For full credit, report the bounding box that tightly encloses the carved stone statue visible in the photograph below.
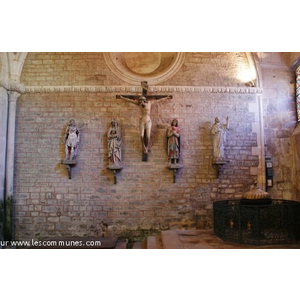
[116,81,172,161]
[64,119,80,161]
[211,116,229,162]
[167,118,181,164]
[117,95,171,158]
[107,119,122,167]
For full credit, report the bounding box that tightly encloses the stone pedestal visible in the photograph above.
[108,164,123,184]
[62,159,78,179]
[168,163,183,183]
[212,159,227,178]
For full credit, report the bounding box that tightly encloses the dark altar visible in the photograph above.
[213,199,300,245]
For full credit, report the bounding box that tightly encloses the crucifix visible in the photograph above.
[116,81,172,161]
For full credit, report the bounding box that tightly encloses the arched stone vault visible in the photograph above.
[1,52,261,89]
[0,52,27,91]
[245,52,262,88]
[0,52,9,86]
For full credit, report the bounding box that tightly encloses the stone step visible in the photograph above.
[161,230,184,249]
[114,241,127,249]
[147,235,163,249]
[174,230,215,249]
[131,241,147,249]
[132,242,143,249]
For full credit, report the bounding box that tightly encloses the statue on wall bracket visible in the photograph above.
[61,119,83,179]
[211,116,229,177]
[107,119,123,184]
[116,81,172,161]
[167,118,182,183]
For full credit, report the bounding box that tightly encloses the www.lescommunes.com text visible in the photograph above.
[1,239,102,247]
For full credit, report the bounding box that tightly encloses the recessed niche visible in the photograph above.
[103,52,186,85]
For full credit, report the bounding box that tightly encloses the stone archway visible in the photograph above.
[245,52,262,88]
[0,52,9,87]
[0,52,27,90]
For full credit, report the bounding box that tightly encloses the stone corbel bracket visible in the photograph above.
[107,165,123,184]
[62,159,77,179]
[212,160,227,178]
[168,164,183,183]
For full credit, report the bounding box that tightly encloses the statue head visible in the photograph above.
[138,96,147,104]
[69,119,76,126]
[171,119,178,127]
[111,119,118,127]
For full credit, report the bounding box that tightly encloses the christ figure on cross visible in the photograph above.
[116,81,172,161]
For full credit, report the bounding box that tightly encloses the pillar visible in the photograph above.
[0,87,8,240]
[4,91,20,241]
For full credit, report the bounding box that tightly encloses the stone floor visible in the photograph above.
[131,229,300,249]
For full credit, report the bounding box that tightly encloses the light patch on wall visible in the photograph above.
[236,65,257,86]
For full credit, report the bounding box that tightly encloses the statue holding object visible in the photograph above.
[167,118,181,165]
[62,119,84,179]
[167,118,182,183]
[107,119,123,184]
[211,116,229,163]
[107,119,122,167]
[64,119,81,161]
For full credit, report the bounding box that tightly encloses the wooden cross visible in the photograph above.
[117,81,172,100]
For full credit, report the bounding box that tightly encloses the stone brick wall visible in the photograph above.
[14,91,259,241]
[21,52,250,87]
[163,52,251,87]
[14,52,261,241]
[260,53,298,199]
[292,126,300,199]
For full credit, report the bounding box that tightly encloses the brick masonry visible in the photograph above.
[12,52,292,241]
[260,53,299,200]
